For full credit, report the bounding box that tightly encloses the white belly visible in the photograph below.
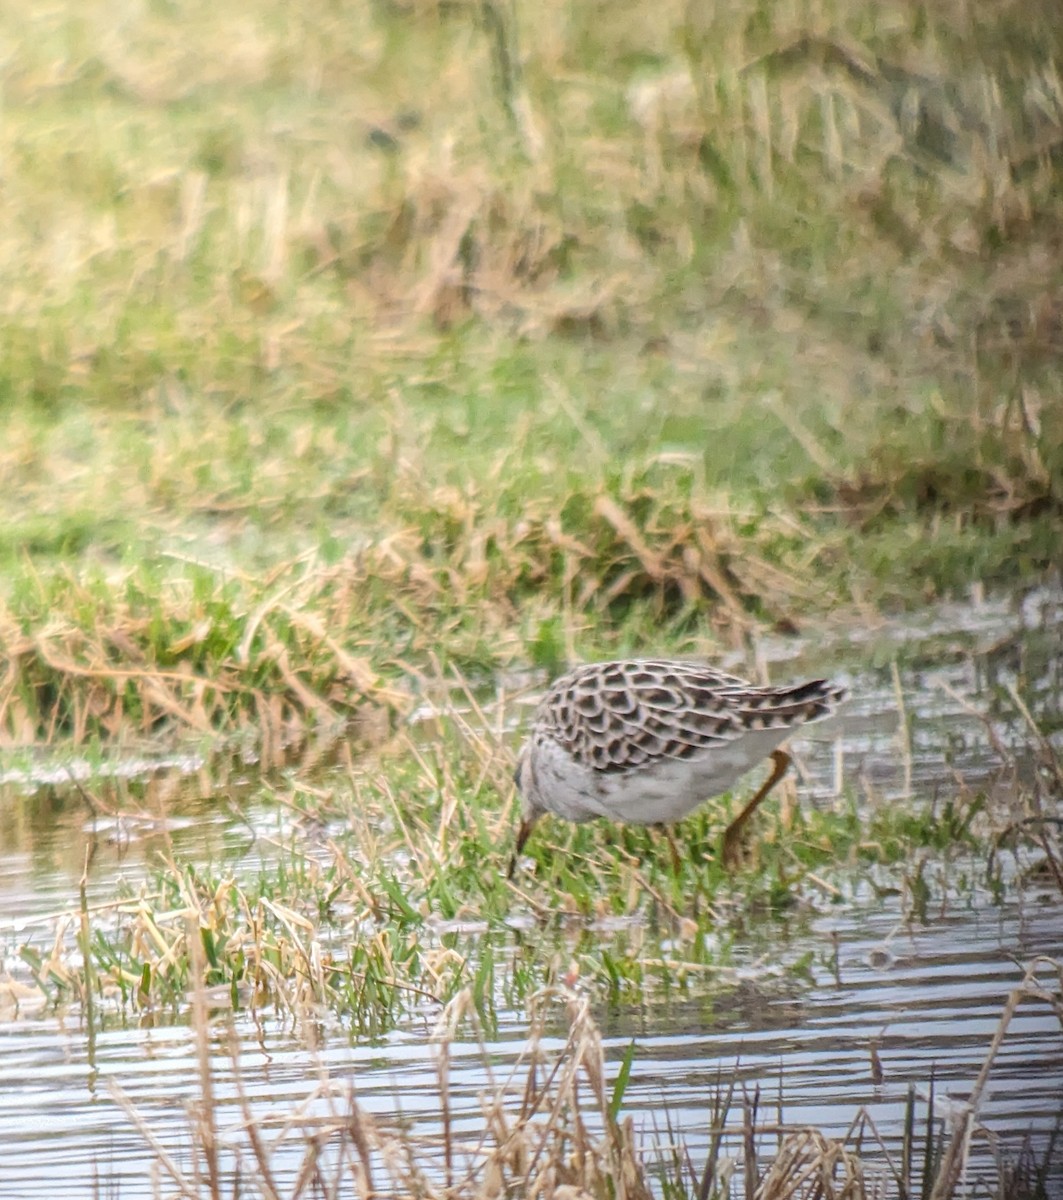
[531,729,791,825]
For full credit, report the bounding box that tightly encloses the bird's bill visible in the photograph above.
[508,815,537,879]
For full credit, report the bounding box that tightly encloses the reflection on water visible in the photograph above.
[1,586,1061,1197]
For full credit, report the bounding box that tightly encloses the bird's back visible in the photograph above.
[533,659,846,776]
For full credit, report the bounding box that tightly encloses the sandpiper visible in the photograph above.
[510,658,846,875]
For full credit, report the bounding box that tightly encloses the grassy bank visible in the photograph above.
[1,0,1061,745]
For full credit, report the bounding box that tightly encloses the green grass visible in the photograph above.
[3,342,1059,743]
[2,0,1062,749]
[17,706,1027,1034]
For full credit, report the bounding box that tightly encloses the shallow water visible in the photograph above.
[1,586,1061,1197]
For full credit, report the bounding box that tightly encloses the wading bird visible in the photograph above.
[510,659,846,876]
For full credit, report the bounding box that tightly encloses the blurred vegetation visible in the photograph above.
[1,0,1061,744]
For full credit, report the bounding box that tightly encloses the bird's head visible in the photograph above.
[508,743,542,878]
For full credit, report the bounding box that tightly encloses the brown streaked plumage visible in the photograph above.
[510,659,846,875]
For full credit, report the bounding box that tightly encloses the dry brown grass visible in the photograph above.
[113,983,657,1200]
[0,558,407,749]
[109,954,1063,1200]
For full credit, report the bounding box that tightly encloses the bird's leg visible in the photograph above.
[721,749,792,867]
[508,815,539,879]
[654,823,683,874]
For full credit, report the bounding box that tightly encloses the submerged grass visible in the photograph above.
[15,667,1061,1034]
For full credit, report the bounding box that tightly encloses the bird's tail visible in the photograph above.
[728,678,847,729]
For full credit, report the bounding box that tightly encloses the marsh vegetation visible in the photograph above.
[1,0,1062,1195]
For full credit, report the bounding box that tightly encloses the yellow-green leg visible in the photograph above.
[721,749,792,867]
